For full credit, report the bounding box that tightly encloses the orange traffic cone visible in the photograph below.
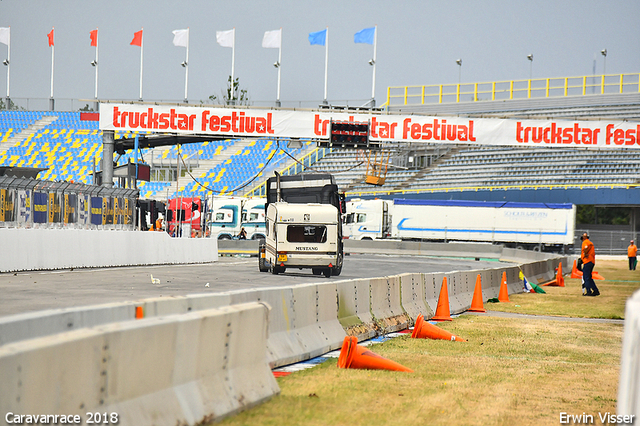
[411,314,466,342]
[337,336,413,372]
[135,306,144,319]
[468,274,486,313]
[498,271,511,302]
[544,263,565,287]
[432,277,453,321]
[593,271,605,280]
[571,260,583,279]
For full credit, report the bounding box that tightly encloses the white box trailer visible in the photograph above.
[345,198,576,251]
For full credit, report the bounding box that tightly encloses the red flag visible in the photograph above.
[130,29,142,47]
[47,28,54,47]
[90,29,98,47]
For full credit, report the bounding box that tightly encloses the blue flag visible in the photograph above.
[354,27,375,44]
[308,29,327,46]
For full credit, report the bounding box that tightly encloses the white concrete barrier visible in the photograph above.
[0,302,278,426]
[369,276,409,333]
[226,285,345,368]
[336,278,376,340]
[398,273,433,321]
[618,289,640,417]
[0,228,218,273]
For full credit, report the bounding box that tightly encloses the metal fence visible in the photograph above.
[575,228,636,255]
[0,176,138,230]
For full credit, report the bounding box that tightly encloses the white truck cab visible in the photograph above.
[260,202,342,277]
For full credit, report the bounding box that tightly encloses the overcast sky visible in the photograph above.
[1,0,638,109]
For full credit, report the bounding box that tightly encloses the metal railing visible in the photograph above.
[387,73,640,106]
[575,228,637,256]
[0,175,138,230]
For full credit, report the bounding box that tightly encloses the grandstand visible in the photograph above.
[1,71,640,203]
[0,110,317,201]
[2,108,640,200]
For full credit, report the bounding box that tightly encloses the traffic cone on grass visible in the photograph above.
[544,262,565,287]
[571,260,583,279]
[498,271,511,302]
[411,314,466,342]
[432,277,453,321]
[337,336,413,372]
[593,271,605,280]
[468,274,486,313]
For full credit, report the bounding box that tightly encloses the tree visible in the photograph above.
[207,76,250,106]
[0,98,19,111]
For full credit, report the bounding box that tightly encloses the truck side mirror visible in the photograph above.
[339,193,347,214]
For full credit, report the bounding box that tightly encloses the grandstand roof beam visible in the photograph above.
[113,134,229,155]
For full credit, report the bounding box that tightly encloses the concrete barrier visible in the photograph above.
[398,273,433,321]
[617,289,640,417]
[369,276,410,333]
[336,278,376,340]
[227,284,345,368]
[344,239,503,259]
[0,228,218,273]
[0,302,279,426]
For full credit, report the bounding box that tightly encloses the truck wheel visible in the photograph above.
[323,268,331,278]
[258,243,268,272]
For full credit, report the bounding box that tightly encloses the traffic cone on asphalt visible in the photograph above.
[411,314,466,342]
[337,336,413,372]
[544,263,565,287]
[135,306,144,319]
[468,274,486,313]
[432,277,453,321]
[498,271,511,302]
[571,260,583,279]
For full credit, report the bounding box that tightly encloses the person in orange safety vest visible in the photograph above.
[581,233,599,297]
[628,240,637,271]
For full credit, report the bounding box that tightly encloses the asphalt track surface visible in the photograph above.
[0,254,503,318]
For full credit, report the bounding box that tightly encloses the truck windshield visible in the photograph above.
[287,225,327,243]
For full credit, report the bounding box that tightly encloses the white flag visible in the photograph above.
[172,28,189,48]
[262,29,281,49]
[0,27,9,46]
[216,29,234,48]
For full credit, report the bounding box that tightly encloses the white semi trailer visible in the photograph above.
[344,198,576,252]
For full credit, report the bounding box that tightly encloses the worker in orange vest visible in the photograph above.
[581,233,599,297]
[628,239,637,271]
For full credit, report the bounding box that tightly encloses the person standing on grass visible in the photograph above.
[628,240,637,271]
[581,233,600,297]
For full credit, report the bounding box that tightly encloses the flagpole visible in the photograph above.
[94,28,99,101]
[231,28,235,89]
[5,28,10,99]
[184,28,189,103]
[323,27,328,105]
[50,27,54,111]
[371,25,377,107]
[139,28,144,101]
[276,28,282,107]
